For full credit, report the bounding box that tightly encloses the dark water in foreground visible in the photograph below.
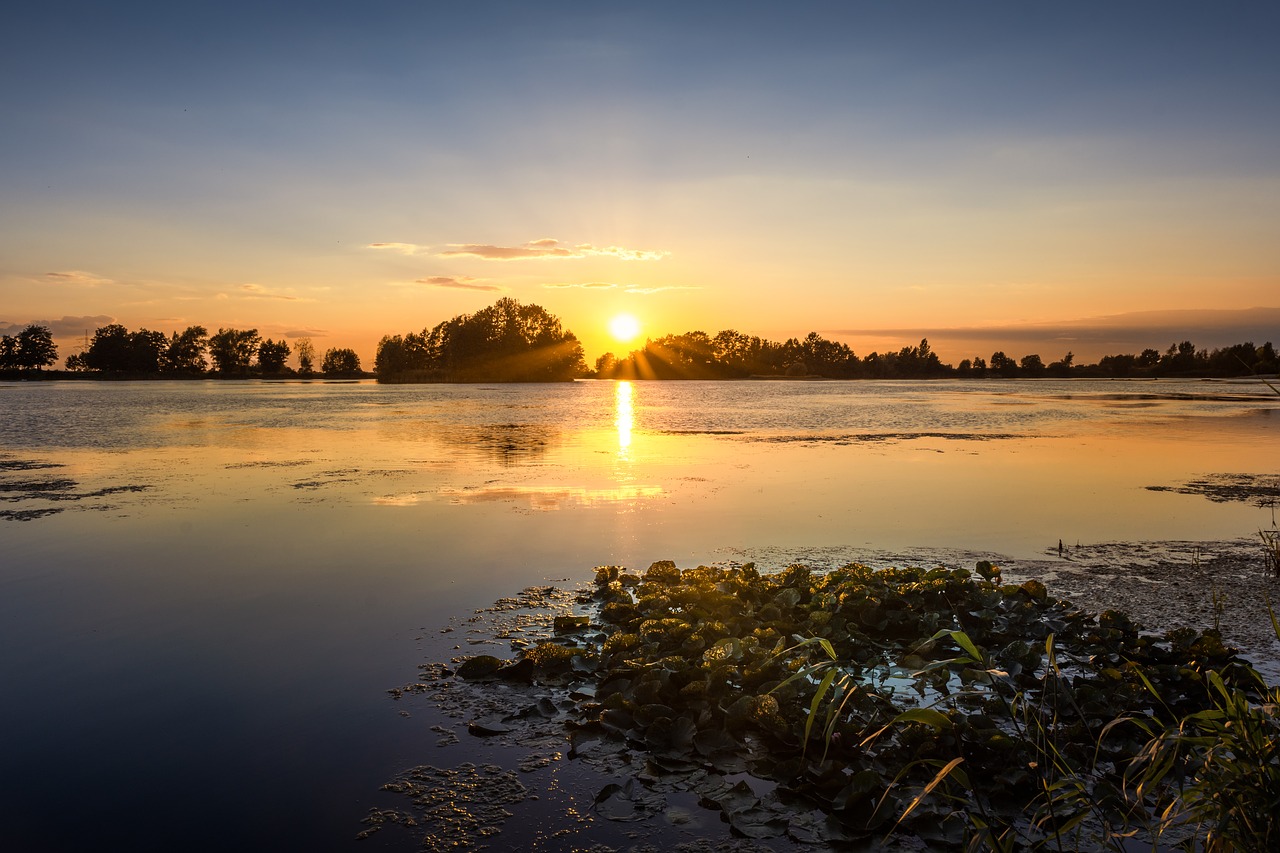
[0,379,1275,850]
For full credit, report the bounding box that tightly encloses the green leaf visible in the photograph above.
[803,667,838,751]
[949,631,984,663]
[892,708,952,730]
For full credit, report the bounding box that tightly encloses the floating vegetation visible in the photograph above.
[1147,472,1280,506]
[358,763,532,850]
[0,507,64,521]
[0,456,150,521]
[390,559,1279,850]
[747,432,1023,444]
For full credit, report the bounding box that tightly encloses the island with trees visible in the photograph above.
[374,297,587,382]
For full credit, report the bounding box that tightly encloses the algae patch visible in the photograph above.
[0,456,150,521]
[1147,473,1280,506]
[357,763,532,850]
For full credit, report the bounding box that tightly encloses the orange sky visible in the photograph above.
[2,4,1277,366]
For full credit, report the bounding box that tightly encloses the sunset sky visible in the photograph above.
[3,1,1278,365]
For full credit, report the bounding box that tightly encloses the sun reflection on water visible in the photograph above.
[615,380,633,458]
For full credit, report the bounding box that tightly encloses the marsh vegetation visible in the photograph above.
[417,559,1278,851]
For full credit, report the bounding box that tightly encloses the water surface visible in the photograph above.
[1,378,1275,850]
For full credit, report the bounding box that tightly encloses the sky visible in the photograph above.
[3,1,1278,366]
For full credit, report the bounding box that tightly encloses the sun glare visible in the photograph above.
[608,313,641,344]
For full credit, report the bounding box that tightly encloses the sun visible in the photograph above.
[608,313,642,344]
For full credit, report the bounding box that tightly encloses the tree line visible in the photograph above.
[1,323,364,377]
[4,305,1277,382]
[593,332,1279,380]
[372,298,1276,383]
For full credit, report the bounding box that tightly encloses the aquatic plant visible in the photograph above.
[1121,601,1280,852]
[1261,529,1279,578]
[440,558,1275,848]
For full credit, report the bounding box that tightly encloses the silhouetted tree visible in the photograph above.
[162,326,208,374]
[208,328,261,374]
[990,351,1019,377]
[294,337,316,375]
[128,329,168,373]
[1019,353,1046,377]
[83,324,134,372]
[257,338,291,374]
[15,325,58,370]
[1157,340,1202,376]
[0,336,17,369]
[1047,352,1074,377]
[594,352,618,376]
[321,347,362,376]
[1098,353,1137,377]
[1257,342,1278,374]
[373,333,430,377]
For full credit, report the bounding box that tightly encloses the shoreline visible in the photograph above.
[722,537,1280,685]
[375,536,1280,851]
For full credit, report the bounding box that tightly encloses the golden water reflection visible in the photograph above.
[615,380,633,458]
[436,484,663,510]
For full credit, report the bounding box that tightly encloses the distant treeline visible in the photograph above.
[1,323,364,378]
[592,332,1280,380]
[4,301,1277,383]
[372,299,1277,383]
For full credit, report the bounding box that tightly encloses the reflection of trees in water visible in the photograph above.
[440,422,558,466]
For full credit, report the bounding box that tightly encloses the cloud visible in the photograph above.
[44,270,113,285]
[415,276,503,292]
[240,283,299,300]
[367,242,430,255]
[826,307,1280,362]
[542,282,619,290]
[833,307,1280,345]
[438,238,667,261]
[283,329,328,339]
[624,285,699,295]
[0,315,115,336]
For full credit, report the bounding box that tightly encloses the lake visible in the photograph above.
[1,378,1276,850]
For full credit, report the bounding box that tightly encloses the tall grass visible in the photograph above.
[801,611,1280,851]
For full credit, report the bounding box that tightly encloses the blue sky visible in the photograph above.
[3,1,1277,362]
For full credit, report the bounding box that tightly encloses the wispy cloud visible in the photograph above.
[283,328,328,339]
[45,270,113,285]
[624,285,699,295]
[0,314,115,336]
[831,307,1280,345]
[240,283,299,301]
[367,242,431,255]
[439,238,667,261]
[415,276,503,292]
[826,307,1280,361]
[542,282,619,290]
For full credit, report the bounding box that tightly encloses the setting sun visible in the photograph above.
[608,313,642,344]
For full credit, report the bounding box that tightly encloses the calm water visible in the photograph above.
[1,378,1276,850]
